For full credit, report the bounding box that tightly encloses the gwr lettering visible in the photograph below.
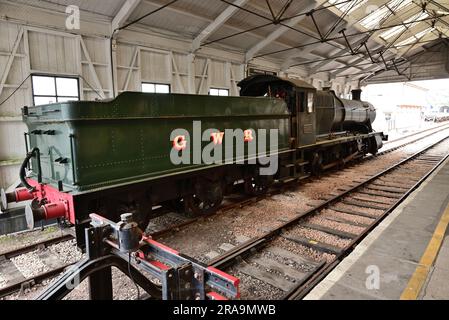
[210,132,225,145]
[173,135,187,151]
[244,129,254,142]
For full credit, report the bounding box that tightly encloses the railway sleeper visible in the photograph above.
[281,234,343,255]
[349,195,394,205]
[341,199,389,211]
[250,256,309,281]
[322,215,371,228]
[238,263,297,292]
[355,190,401,199]
[369,183,410,191]
[364,186,406,194]
[328,206,378,219]
[301,222,358,239]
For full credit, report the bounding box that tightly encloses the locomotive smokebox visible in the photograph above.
[352,89,362,101]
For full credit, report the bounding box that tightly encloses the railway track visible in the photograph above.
[382,122,449,147]
[0,234,76,298]
[147,123,449,240]
[204,135,449,300]
[378,122,449,155]
[1,124,448,300]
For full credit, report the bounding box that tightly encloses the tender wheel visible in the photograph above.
[184,193,222,217]
[184,180,223,217]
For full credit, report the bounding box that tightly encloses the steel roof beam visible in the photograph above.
[139,0,321,62]
[192,0,249,52]
[331,22,429,77]
[331,3,446,77]
[112,0,141,32]
[278,0,400,71]
[259,14,443,68]
[245,0,327,63]
[308,0,415,73]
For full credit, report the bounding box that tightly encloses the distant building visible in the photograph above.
[362,82,428,134]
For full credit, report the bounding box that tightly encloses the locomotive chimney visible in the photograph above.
[352,89,362,101]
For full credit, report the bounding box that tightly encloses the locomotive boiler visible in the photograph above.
[1,74,386,248]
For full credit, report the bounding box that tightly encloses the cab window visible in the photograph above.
[307,92,314,113]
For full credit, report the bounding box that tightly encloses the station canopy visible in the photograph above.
[13,0,449,83]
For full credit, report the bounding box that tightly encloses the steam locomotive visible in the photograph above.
[1,74,386,247]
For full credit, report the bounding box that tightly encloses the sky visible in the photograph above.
[411,79,449,91]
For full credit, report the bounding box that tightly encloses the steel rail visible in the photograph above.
[207,135,449,285]
[0,234,73,260]
[286,143,449,300]
[150,126,449,240]
[0,234,74,298]
[0,264,73,298]
[3,129,446,299]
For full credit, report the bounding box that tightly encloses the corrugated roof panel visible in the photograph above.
[327,0,367,14]
[11,0,127,17]
[128,1,212,38]
[207,25,277,51]
[246,0,315,21]
[152,0,230,19]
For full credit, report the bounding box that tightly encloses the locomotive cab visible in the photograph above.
[238,75,317,147]
[295,85,316,147]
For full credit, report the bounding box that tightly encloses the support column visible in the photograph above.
[187,53,196,94]
[89,267,113,300]
[86,227,114,300]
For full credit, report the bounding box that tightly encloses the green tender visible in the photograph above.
[24,92,291,193]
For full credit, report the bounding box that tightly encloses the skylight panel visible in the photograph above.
[413,27,434,39]
[359,0,413,29]
[395,35,416,47]
[404,11,428,27]
[380,25,406,40]
[360,6,389,29]
[396,27,434,47]
[387,0,413,12]
[379,11,428,40]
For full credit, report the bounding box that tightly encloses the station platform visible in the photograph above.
[305,157,449,300]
